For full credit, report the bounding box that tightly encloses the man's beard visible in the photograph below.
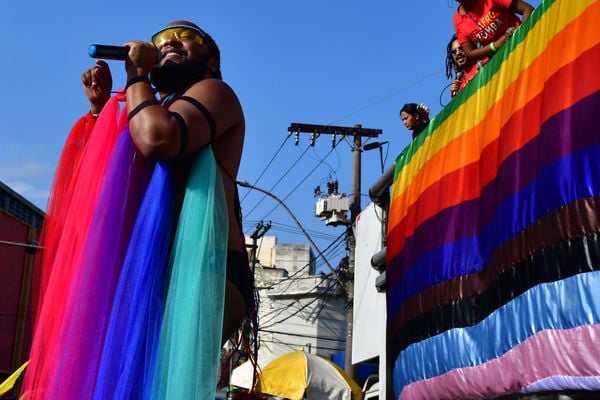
[150,57,209,94]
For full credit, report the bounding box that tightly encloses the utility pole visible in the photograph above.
[287,122,382,378]
[248,221,271,273]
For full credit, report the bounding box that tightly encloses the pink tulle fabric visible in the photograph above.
[22,94,128,399]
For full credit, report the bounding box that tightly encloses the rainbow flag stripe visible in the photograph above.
[386,0,600,398]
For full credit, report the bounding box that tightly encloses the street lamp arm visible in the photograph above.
[237,180,345,288]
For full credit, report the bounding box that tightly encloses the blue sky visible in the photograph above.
[0,0,541,270]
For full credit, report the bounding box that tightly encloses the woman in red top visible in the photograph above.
[453,0,534,62]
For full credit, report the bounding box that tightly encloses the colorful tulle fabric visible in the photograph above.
[93,162,174,400]
[22,93,228,399]
[150,146,228,399]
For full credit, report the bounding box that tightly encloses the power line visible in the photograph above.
[255,242,346,323]
[260,277,337,329]
[278,232,346,283]
[259,329,345,343]
[254,231,346,297]
[259,274,332,320]
[240,132,292,203]
[327,68,444,127]
[306,143,341,178]
[243,68,443,196]
[242,144,311,222]
[259,337,343,353]
[259,275,331,323]
[260,337,301,353]
[273,222,337,240]
[258,136,344,221]
[242,220,340,241]
[267,226,335,241]
[260,290,336,331]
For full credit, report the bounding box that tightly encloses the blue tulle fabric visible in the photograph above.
[93,162,174,399]
[151,147,229,399]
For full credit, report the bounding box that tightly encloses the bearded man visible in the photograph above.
[23,21,252,399]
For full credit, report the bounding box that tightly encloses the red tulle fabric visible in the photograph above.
[31,112,95,323]
[22,94,127,398]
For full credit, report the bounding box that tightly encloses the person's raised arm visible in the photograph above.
[461,40,491,62]
[461,25,515,62]
[511,0,534,22]
[81,60,112,115]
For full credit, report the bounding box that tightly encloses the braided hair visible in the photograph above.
[445,34,460,80]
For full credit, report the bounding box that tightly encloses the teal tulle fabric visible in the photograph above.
[150,147,229,399]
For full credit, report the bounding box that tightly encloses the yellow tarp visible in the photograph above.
[0,361,28,396]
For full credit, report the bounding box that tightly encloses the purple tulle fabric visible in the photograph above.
[44,131,153,399]
[93,162,174,399]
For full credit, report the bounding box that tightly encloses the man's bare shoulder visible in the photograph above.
[185,79,242,116]
[178,78,244,137]
[186,79,238,102]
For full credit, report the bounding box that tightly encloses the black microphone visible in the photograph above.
[363,141,389,151]
[452,70,465,97]
[88,44,128,60]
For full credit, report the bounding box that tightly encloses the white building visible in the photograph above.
[247,235,347,359]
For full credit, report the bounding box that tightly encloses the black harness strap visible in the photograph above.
[128,100,160,121]
[170,94,243,234]
[169,111,188,159]
[176,96,217,143]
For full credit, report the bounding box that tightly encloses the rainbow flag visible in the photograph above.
[386,0,600,398]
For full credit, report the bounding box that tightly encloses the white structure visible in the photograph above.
[247,236,346,360]
[352,203,387,399]
[272,243,316,276]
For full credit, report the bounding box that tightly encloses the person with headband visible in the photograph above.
[453,0,534,63]
[23,21,253,399]
[400,103,431,140]
[120,21,253,343]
